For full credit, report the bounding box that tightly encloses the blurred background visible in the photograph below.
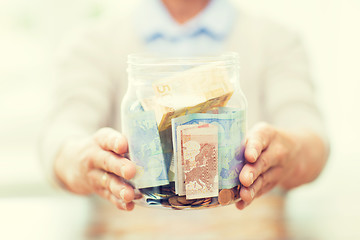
[0,0,359,239]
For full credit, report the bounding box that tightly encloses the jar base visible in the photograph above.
[135,183,241,210]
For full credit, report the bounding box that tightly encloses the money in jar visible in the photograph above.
[121,53,247,210]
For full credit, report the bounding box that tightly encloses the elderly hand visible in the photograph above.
[54,128,137,211]
[236,122,299,210]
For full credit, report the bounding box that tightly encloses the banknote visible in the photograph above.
[131,100,173,181]
[158,127,174,181]
[150,63,234,131]
[156,94,233,131]
[172,108,246,189]
[181,124,219,199]
[125,110,169,189]
[215,107,246,188]
[175,124,200,195]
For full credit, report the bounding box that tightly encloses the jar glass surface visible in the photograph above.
[121,53,247,210]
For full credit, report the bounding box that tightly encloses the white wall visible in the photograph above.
[231,1,360,239]
[0,0,136,191]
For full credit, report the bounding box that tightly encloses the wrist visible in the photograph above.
[279,129,328,189]
[54,136,92,194]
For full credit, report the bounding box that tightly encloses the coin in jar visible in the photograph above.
[201,198,212,206]
[168,196,188,209]
[190,205,206,209]
[233,185,241,199]
[218,189,235,205]
[177,196,196,205]
[191,198,205,206]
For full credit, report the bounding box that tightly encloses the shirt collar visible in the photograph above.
[134,0,236,43]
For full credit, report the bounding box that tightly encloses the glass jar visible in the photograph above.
[121,53,247,210]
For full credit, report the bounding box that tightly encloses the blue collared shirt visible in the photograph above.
[134,0,236,56]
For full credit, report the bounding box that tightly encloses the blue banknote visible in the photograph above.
[125,110,169,189]
[171,108,246,189]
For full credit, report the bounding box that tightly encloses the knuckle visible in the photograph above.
[95,128,116,145]
[97,127,112,136]
[80,157,91,171]
[256,122,275,141]
[251,136,262,145]
[258,174,266,189]
[248,135,266,151]
[81,146,95,169]
[275,144,288,162]
[259,155,269,170]
[103,190,111,199]
[100,152,111,171]
[94,128,107,141]
[256,189,263,198]
[257,122,271,133]
[247,138,262,151]
[109,177,120,193]
[87,171,97,184]
[102,157,109,171]
[107,176,115,191]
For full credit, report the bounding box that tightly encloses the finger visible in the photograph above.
[235,200,248,210]
[240,167,282,204]
[94,128,128,155]
[107,191,135,211]
[92,149,136,180]
[244,122,274,163]
[88,169,135,202]
[257,181,277,197]
[239,147,281,187]
[94,188,135,211]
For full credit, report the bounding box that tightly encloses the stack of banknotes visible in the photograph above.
[125,64,246,209]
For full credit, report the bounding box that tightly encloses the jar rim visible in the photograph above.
[128,52,239,66]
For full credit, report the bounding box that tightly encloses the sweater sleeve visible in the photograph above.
[40,27,116,188]
[262,28,328,142]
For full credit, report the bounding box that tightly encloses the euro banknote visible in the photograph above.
[125,110,169,189]
[181,124,219,199]
[172,108,245,189]
[147,63,234,131]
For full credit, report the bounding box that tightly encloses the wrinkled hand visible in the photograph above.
[55,128,137,211]
[236,122,298,210]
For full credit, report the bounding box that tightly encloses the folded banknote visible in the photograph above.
[141,63,234,131]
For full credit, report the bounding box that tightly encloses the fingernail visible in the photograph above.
[114,137,120,152]
[252,149,258,160]
[121,166,127,179]
[248,172,254,185]
[251,188,255,199]
[119,200,127,209]
[120,189,126,200]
